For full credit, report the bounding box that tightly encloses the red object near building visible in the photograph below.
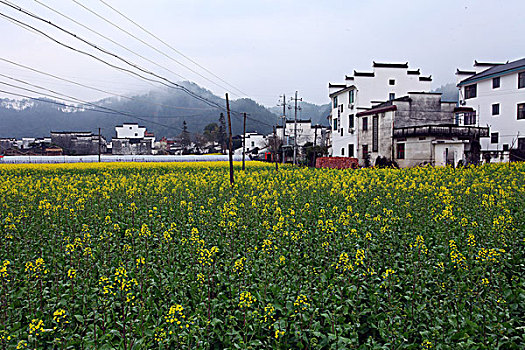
[315,157,358,169]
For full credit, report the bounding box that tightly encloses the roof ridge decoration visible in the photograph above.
[373,61,409,69]
[459,58,525,86]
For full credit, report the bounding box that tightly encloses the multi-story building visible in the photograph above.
[456,58,525,161]
[328,62,432,157]
[355,92,488,167]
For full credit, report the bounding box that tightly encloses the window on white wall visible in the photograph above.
[492,104,500,116]
[389,79,395,86]
[491,132,499,144]
[465,84,477,99]
[492,77,500,89]
[518,103,525,120]
[519,72,525,89]
[349,90,355,104]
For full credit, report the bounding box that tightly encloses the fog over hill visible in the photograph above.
[0,82,331,139]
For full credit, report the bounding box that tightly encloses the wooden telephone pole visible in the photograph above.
[225,93,234,186]
[98,127,101,162]
[273,126,278,171]
[242,112,247,171]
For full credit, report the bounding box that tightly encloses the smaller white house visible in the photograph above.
[113,123,155,155]
[234,133,267,156]
[115,123,146,139]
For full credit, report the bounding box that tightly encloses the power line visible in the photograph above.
[0,72,205,120]
[67,0,243,97]
[95,0,249,97]
[29,0,197,85]
[0,5,273,128]
[0,56,217,111]
[0,5,231,110]
[0,81,184,132]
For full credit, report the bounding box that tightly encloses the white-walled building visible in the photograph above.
[328,62,432,157]
[234,133,267,156]
[275,120,326,147]
[456,58,525,161]
[113,123,155,155]
[116,123,146,139]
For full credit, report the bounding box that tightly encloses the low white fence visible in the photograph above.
[0,154,243,164]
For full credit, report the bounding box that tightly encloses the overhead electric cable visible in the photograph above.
[0,80,183,131]
[30,0,206,89]
[68,0,243,97]
[0,72,205,119]
[0,10,229,112]
[95,0,249,97]
[0,57,217,111]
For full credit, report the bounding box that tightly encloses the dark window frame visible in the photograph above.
[492,103,500,116]
[349,90,355,104]
[348,144,354,157]
[492,77,500,89]
[349,114,355,129]
[464,112,476,125]
[341,147,345,156]
[396,143,405,159]
[491,132,499,144]
[519,72,525,89]
[389,79,395,86]
[389,93,395,100]
[362,117,368,131]
[333,118,338,130]
[518,103,525,120]
[465,84,477,99]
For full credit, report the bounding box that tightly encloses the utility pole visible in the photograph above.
[98,127,101,162]
[242,112,247,171]
[225,93,234,186]
[273,126,278,171]
[278,94,287,163]
[290,91,302,165]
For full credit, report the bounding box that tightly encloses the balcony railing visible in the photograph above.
[393,125,489,138]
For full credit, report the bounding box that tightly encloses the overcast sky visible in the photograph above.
[0,0,523,107]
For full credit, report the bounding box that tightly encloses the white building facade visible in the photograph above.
[456,58,525,161]
[276,120,325,147]
[234,133,267,156]
[329,62,432,157]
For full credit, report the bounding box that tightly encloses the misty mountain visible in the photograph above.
[0,82,292,140]
[432,83,459,103]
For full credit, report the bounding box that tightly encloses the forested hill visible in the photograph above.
[0,82,330,139]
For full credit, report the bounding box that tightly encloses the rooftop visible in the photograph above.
[458,58,525,86]
[373,62,409,69]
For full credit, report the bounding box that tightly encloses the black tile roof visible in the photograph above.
[458,58,525,86]
[373,62,409,69]
[354,70,374,77]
